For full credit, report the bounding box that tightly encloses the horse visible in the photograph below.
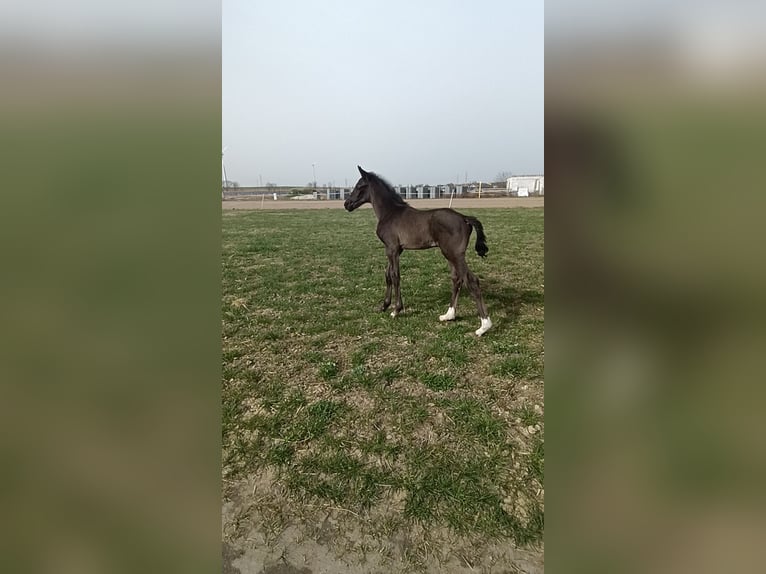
[344,166,492,336]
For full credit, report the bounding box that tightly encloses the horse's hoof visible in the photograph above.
[439,307,456,322]
[390,311,397,318]
[475,317,492,336]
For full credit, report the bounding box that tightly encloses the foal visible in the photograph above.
[344,166,492,336]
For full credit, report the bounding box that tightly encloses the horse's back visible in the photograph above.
[405,207,470,251]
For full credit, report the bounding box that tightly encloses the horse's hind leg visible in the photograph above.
[463,264,492,336]
[439,262,461,321]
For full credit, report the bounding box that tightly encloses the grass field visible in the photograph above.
[222,207,544,570]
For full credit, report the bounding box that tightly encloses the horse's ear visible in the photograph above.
[358,165,369,180]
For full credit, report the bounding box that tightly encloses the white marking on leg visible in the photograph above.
[439,306,456,322]
[475,316,492,336]
[390,311,397,318]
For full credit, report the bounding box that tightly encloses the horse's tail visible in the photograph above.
[464,216,489,258]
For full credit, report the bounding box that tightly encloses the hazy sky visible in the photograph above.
[223,0,543,187]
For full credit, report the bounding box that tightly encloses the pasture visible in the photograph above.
[222,207,544,572]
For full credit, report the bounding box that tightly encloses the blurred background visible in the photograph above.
[0,1,220,572]
[546,1,766,572]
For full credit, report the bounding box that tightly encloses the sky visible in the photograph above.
[223,0,543,187]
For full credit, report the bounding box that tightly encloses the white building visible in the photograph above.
[506,175,544,196]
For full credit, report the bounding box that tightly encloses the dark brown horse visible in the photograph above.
[344,166,492,336]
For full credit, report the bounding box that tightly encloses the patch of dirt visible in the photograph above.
[223,541,244,574]
[262,564,312,574]
[223,474,544,574]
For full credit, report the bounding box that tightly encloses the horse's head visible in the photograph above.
[344,166,372,211]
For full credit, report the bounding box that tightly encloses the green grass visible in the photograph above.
[318,360,339,380]
[447,398,505,444]
[222,207,544,546]
[494,353,540,379]
[419,372,457,391]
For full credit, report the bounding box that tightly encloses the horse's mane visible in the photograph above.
[368,172,408,207]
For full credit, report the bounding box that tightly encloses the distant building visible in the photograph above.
[506,175,544,196]
[326,188,348,200]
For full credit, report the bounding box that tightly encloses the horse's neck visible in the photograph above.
[370,186,397,220]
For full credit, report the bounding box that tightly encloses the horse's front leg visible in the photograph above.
[390,250,404,318]
[378,261,392,312]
